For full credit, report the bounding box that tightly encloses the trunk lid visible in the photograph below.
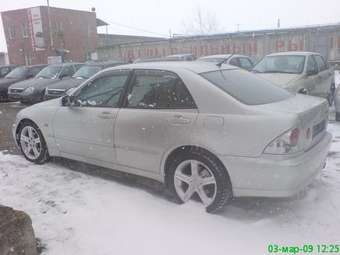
[255,94,329,150]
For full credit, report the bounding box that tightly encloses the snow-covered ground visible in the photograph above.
[1,123,340,255]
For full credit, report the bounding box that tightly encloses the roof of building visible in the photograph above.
[97,33,166,48]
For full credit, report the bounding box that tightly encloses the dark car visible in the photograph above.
[44,60,125,100]
[0,65,17,78]
[0,65,47,102]
[8,62,83,104]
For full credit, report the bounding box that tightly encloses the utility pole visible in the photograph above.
[47,0,54,50]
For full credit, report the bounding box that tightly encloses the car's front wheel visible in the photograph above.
[18,121,49,164]
[167,149,232,213]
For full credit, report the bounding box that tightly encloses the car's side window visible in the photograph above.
[306,56,318,74]
[61,66,75,77]
[314,55,327,72]
[75,70,129,108]
[29,67,44,77]
[229,58,240,67]
[0,67,10,76]
[239,58,253,70]
[126,69,196,109]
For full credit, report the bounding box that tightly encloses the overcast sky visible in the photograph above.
[1,0,340,52]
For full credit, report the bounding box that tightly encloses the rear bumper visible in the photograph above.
[221,132,332,197]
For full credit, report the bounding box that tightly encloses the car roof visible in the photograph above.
[198,54,250,59]
[267,51,319,56]
[108,61,236,74]
[166,53,194,57]
[85,60,125,67]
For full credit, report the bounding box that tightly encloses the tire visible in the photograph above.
[18,121,49,164]
[166,148,232,213]
[336,112,340,122]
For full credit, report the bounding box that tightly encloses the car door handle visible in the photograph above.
[170,114,191,125]
[98,111,114,119]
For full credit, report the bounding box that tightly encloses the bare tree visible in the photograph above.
[182,7,221,35]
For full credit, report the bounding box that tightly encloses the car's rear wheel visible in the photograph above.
[167,149,232,213]
[336,112,340,122]
[18,121,49,164]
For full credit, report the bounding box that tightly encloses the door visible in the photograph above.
[312,55,333,99]
[53,70,130,163]
[115,69,198,174]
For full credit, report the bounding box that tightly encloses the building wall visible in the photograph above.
[97,25,340,62]
[1,6,97,65]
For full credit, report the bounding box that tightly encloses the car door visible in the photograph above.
[312,55,333,98]
[115,69,198,174]
[53,69,131,163]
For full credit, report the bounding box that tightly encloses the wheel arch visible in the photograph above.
[15,118,42,144]
[161,145,231,187]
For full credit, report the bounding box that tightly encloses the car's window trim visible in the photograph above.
[72,69,132,109]
[122,68,198,110]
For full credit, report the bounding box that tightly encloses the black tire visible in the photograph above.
[336,112,340,122]
[166,148,232,213]
[18,121,49,164]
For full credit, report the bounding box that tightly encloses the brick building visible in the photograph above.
[1,6,103,65]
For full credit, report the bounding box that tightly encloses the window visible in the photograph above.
[239,58,254,70]
[29,66,45,77]
[200,69,291,105]
[126,70,196,109]
[8,25,16,40]
[253,55,306,74]
[0,67,11,77]
[314,55,327,71]
[60,66,76,78]
[229,58,240,67]
[5,66,27,79]
[21,23,29,38]
[76,71,129,108]
[306,56,318,74]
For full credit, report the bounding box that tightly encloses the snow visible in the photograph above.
[1,123,340,255]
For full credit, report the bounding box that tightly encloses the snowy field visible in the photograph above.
[0,122,339,255]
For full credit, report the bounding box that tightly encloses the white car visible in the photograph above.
[197,54,254,71]
[253,52,335,104]
[13,62,331,213]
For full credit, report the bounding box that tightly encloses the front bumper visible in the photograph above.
[221,132,332,197]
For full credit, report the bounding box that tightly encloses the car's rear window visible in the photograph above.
[200,69,291,105]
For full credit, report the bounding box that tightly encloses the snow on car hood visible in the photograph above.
[255,73,300,88]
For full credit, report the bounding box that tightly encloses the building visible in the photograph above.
[0,52,9,65]
[1,6,105,65]
[96,23,340,62]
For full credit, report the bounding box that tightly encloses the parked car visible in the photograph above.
[0,65,17,78]
[8,62,83,104]
[253,52,335,105]
[165,54,196,61]
[44,61,125,100]
[12,62,331,213]
[197,54,254,70]
[0,65,47,102]
[134,54,195,63]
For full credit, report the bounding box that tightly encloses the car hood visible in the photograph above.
[0,78,22,89]
[255,73,301,88]
[9,77,60,90]
[47,78,84,90]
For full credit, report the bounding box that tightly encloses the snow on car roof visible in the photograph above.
[109,61,237,74]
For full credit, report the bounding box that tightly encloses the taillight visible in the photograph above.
[264,128,302,155]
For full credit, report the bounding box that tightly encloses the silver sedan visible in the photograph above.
[13,62,332,213]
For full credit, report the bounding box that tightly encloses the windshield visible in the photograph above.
[200,69,291,105]
[5,66,27,79]
[73,65,102,79]
[253,55,306,74]
[36,65,62,79]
